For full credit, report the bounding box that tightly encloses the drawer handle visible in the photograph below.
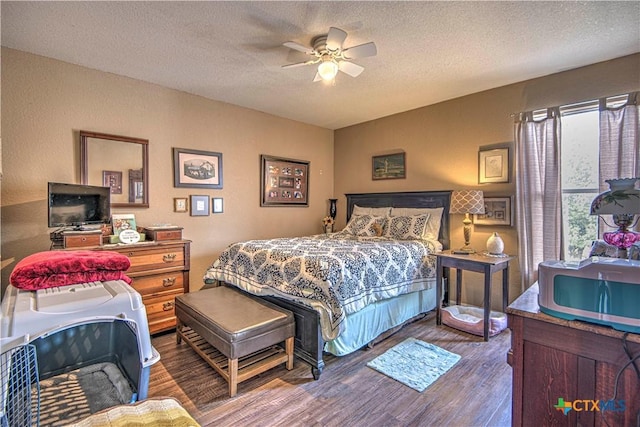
[163,253,177,262]
[162,277,176,287]
[162,302,174,311]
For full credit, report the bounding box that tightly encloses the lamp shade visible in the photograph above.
[318,58,339,81]
[590,178,640,215]
[450,190,485,214]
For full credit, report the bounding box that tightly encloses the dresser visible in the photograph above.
[92,240,191,334]
[507,283,640,427]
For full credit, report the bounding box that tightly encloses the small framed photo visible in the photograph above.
[190,195,210,216]
[212,197,224,213]
[173,148,223,189]
[479,146,510,184]
[260,155,309,207]
[474,197,512,226]
[173,197,188,213]
[372,152,406,180]
[103,170,123,194]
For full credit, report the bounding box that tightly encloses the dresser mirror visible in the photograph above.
[80,130,149,208]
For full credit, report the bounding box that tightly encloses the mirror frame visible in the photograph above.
[80,130,149,208]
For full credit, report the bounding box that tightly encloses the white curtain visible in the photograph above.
[515,108,562,290]
[599,92,640,185]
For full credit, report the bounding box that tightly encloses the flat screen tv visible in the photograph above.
[48,182,111,229]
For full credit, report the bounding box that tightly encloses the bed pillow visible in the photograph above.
[10,250,132,291]
[352,205,392,217]
[390,207,444,240]
[343,214,387,237]
[383,214,431,240]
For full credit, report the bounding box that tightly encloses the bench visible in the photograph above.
[175,286,295,397]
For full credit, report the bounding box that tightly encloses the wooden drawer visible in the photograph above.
[64,233,102,248]
[130,272,185,297]
[145,228,183,242]
[144,292,182,333]
[118,244,186,273]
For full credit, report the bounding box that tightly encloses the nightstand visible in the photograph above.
[435,250,514,341]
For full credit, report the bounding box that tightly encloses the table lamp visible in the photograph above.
[450,190,485,253]
[590,178,640,256]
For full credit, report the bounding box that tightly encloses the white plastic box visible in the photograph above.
[1,280,159,402]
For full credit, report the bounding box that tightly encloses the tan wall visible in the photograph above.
[334,53,640,309]
[1,48,334,294]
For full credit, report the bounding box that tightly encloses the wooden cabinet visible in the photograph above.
[507,283,640,427]
[93,240,191,334]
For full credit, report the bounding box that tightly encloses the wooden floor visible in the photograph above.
[149,313,512,427]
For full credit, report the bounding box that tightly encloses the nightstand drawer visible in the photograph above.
[131,272,185,296]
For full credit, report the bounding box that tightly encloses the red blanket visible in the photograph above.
[10,250,132,291]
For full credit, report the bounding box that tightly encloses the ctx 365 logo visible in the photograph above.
[554,398,626,415]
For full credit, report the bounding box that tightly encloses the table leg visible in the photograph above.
[502,264,510,312]
[436,257,443,325]
[456,269,462,306]
[483,266,491,341]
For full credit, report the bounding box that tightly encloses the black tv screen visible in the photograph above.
[48,182,111,228]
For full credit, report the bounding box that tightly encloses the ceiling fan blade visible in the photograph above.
[282,61,314,69]
[283,41,314,54]
[343,42,377,59]
[338,61,364,78]
[313,72,323,82]
[326,27,347,51]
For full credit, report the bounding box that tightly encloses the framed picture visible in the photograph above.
[173,197,188,213]
[260,155,309,207]
[372,152,406,180]
[212,197,223,213]
[190,195,210,216]
[102,170,123,194]
[474,197,512,226]
[479,147,509,183]
[173,148,223,189]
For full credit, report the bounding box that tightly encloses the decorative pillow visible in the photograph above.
[383,214,430,240]
[343,214,387,237]
[10,250,132,291]
[352,205,392,217]
[390,207,444,240]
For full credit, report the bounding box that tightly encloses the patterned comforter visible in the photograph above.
[204,232,438,341]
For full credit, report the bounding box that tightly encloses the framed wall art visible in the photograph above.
[479,146,509,184]
[212,197,223,213]
[173,148,223,189]
[474,196,512,226]
[190,195,210,216]
[372,152,406,180]
[173,197,188,213]
[260,155,309,207]
[102,170,123,194]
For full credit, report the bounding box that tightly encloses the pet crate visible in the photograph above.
[1,280,160,425]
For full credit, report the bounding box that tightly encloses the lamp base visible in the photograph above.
[455,246,476,254]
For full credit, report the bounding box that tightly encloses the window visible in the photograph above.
[558,96,630,261]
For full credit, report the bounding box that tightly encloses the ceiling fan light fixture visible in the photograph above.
[317,58,339,81]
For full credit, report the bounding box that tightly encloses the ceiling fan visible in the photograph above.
[282,27,377,82]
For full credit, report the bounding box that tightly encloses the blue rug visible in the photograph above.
[366,337,461,392]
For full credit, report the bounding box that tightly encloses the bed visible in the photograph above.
[203,191,451,379]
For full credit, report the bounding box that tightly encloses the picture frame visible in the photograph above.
[372,152,406,180]
[478,146,509,184]
[173,148,223,189]
[190,195,210,216]
[260,155,309,207]
[173,197,188,213]
[102,170,123,194]
[474,196,512,226]
[212,197,223,213]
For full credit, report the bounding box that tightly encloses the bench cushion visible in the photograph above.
[175,286,294,359]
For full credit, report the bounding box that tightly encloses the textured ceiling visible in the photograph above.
[2,1,639,129]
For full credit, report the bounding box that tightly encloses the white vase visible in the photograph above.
[486,232,504,254]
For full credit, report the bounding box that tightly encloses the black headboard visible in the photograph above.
[345,191,452,250]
